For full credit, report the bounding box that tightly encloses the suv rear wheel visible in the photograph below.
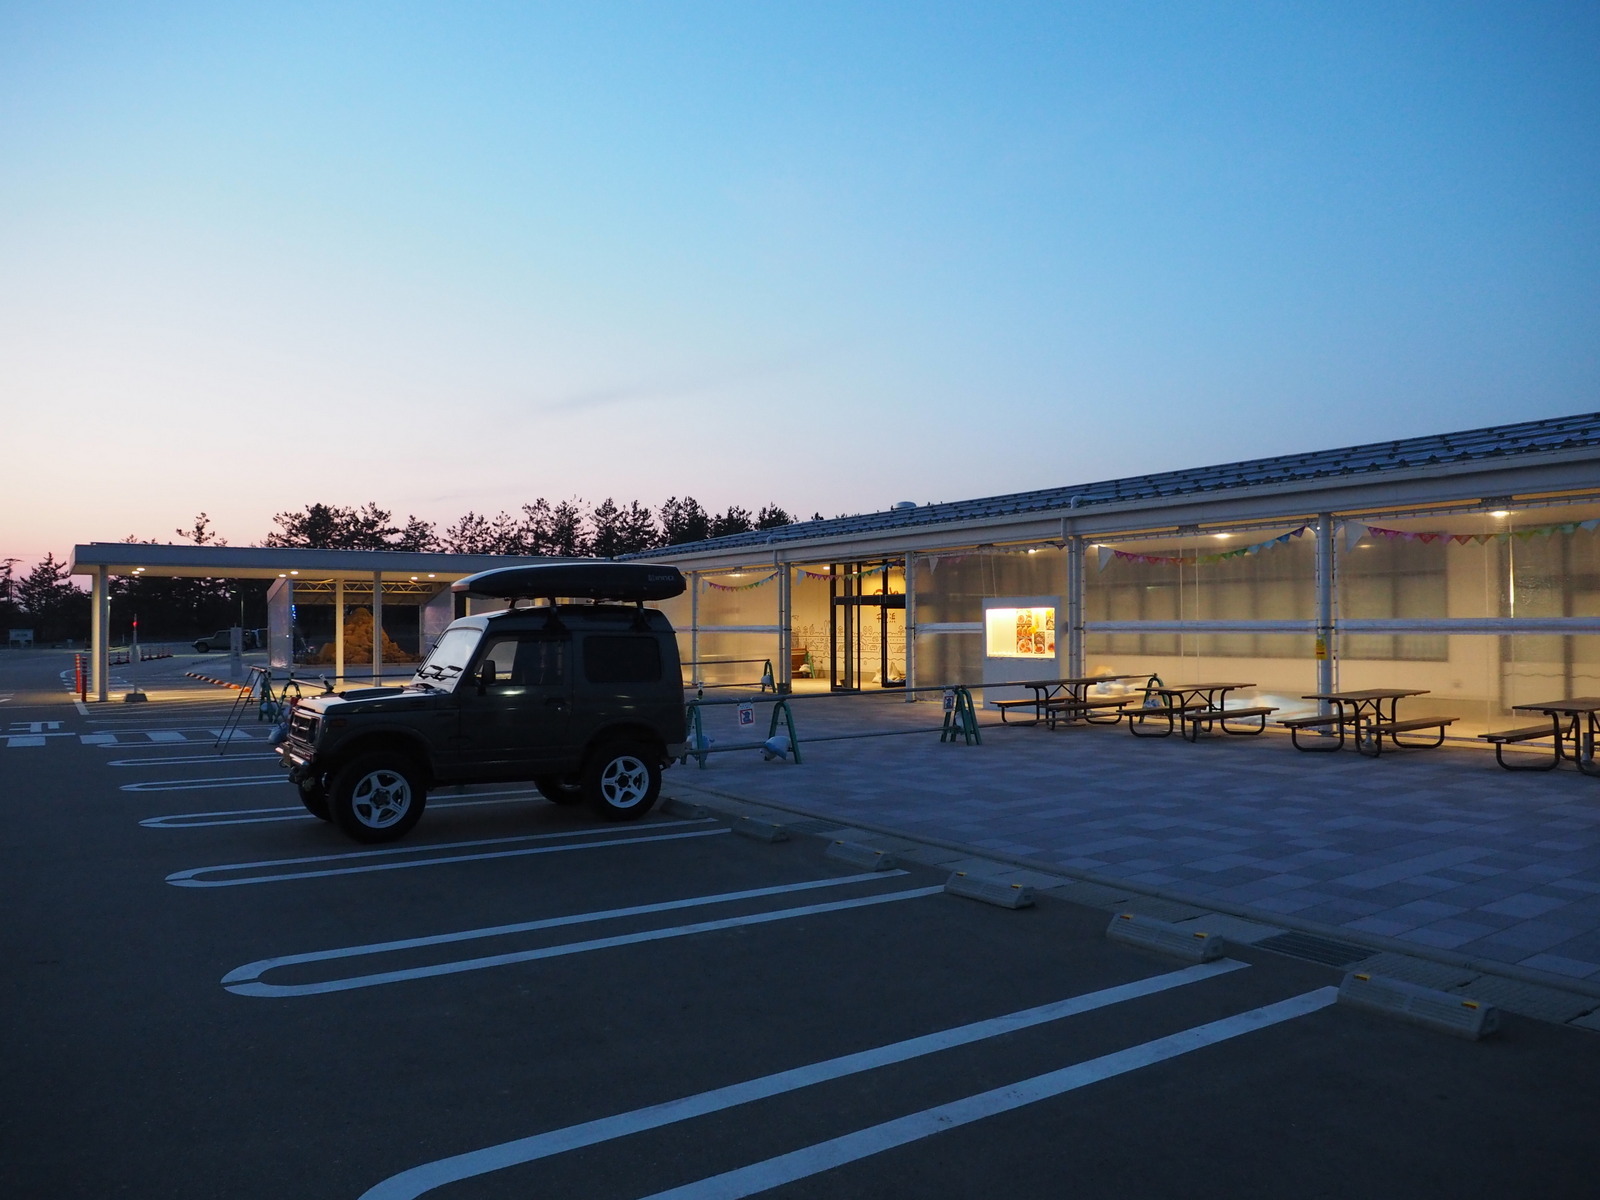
[329,753,426,842]
[583,742,661,820]
[534,776,584,806]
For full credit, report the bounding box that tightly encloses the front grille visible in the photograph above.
[288,710,320,751]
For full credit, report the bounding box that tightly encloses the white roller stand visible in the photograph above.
[1107,912,1227,963]
[1338,971,1500,1040]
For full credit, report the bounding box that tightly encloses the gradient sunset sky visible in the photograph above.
[3,2,1596,565]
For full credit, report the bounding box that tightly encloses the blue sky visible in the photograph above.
[3,2,1596,563]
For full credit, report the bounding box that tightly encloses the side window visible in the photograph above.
[584,636,662,684]
[478,635,566,687]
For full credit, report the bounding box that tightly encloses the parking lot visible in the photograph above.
[4,650,1600,1198]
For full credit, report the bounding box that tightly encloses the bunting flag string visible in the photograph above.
[1348,519,1600,546]
[1097,526,1309,570]
[796,564,891,582]
[701,571,780,592]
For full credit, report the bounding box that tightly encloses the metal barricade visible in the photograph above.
[680,683,982,769]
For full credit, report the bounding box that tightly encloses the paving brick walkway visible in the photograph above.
[673,692,1600,985]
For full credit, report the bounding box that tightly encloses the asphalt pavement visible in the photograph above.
[3,649,1599,1198]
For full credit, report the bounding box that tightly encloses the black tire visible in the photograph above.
[195,641,210,653]
[328,753,426,843]
[582,742,661,821]
[297,778,331,821]
[534,776,584,806]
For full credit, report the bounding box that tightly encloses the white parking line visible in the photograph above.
[357,960,1251,1200]
[639,988,1340,1200]
[167,825,729,888]
[121,775,283,792]
[112,753,280,767]
[139,792,548,828]
[224,872,917,997]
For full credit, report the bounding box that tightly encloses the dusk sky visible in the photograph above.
[3,2,1596,567]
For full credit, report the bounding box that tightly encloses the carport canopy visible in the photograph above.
[69,543,554,701]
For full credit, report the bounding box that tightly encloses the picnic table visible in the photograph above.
[1128,682,1276,742]
[991,675,1140,728]
[1482,697,1600,774]
[1290,688,1454,757]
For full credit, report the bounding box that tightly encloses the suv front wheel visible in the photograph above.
[329,753,426,842]
[583,743,661,821]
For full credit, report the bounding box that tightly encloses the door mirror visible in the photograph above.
[478,661,497,694]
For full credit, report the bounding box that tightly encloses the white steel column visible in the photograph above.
[1066,536,1085,678]
[777,563,793,693]
[689,572,700,688]
[904,552,917,700]
[371,571,383,682]
[334,577,346,683]
[92,565,109,702]
[1315,513,1335,709]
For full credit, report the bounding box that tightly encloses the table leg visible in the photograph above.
[1580,713,1600,777]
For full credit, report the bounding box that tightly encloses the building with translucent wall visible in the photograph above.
[632,412,1600,737]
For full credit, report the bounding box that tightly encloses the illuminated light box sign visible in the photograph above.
[985,606,1056,659]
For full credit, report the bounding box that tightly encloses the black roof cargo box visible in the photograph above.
[452,562,686,602]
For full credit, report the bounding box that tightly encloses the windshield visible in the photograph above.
[410,627,482,692]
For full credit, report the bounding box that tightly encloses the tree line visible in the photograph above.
[263,496,797,556]
[3,496,800,643]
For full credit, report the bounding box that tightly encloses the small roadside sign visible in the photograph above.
[737,702,755,727]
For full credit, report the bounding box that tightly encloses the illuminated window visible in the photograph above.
[985,606,1056,659]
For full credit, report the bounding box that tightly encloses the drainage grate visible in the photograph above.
[1256,931,1371,968]
[786,818,848,835]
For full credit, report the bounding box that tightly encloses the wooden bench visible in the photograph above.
[1127,703,1210,737]
[1044,695,1132,730]
[993,698,1045,725]
[1279,712,1346,752]
[1183,705,1278,737]
[1479,723,1560,772]
[1358,716,1456,756]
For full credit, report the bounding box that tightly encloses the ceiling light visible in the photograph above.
[289,570,299,575]
[1214,534,1231,540]
[1490,510,1511,518]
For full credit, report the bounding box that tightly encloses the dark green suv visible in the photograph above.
[278,563,687,843]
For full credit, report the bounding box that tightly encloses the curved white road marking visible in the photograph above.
[140,792,544,828]
[167,825,727,887]
[357,961,1252,1199]
[223,872,913,996]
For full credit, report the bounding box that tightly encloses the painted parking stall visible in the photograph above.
[5,655,1598,1200]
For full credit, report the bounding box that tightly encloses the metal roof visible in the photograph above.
[68,543,563,580]
[636,411,1600,559]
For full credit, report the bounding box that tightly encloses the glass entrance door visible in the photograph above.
[829,562,906,691]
